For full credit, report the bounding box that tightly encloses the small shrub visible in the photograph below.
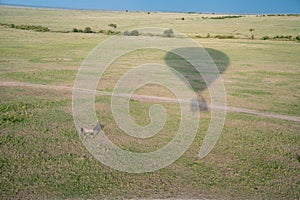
[108,23,117,29]
[123,30,130,36]
[130,30,139,36]
[262,36,270,40]
[295,35,300,41]
[124,30,139,36]
[72,28,79,32]
[206,33,211,38]
[163,29,174,37]
[84,27,93,33]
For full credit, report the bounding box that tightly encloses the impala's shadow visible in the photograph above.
[164,47,230,111]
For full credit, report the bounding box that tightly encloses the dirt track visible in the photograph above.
[1,80,300,123]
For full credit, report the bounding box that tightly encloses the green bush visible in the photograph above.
[262,36,270,40]
[108,23,117,29]
[99,29,120,35]
[214,35,234,39]
[0,23,50,32]
[108,30,121,35]
[273,35,293,41]
[287,14,300,16]
[210,15,243,19]
[131,30,139,36]
[83,27,93,33]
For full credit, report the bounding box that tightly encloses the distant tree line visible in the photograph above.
[123,29,175,38]
[196,32,300,42]
[72,24,121,35]
[257,14,300,17]
[0,22,122,35]
[0,23,50,32]
[1,22,299,42]
[262,35,300,41]
[209,15,244,19]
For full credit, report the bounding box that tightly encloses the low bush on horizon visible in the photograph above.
[262,35,299,41]
[72,27,121,35]
[124,30,140,36]
[0,23,50,32]
[209,15,244,19]
[163,29,174,37]
[196,34,235,39]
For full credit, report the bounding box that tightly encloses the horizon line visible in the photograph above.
[1,3,300,15]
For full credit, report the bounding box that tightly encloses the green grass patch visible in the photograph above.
[0,69,76,84]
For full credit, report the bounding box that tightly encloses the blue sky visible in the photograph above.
[1,0,300,14]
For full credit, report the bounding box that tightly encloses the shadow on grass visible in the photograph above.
[164,47,230,110]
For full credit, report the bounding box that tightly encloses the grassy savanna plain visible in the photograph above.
[0,6,300,199]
